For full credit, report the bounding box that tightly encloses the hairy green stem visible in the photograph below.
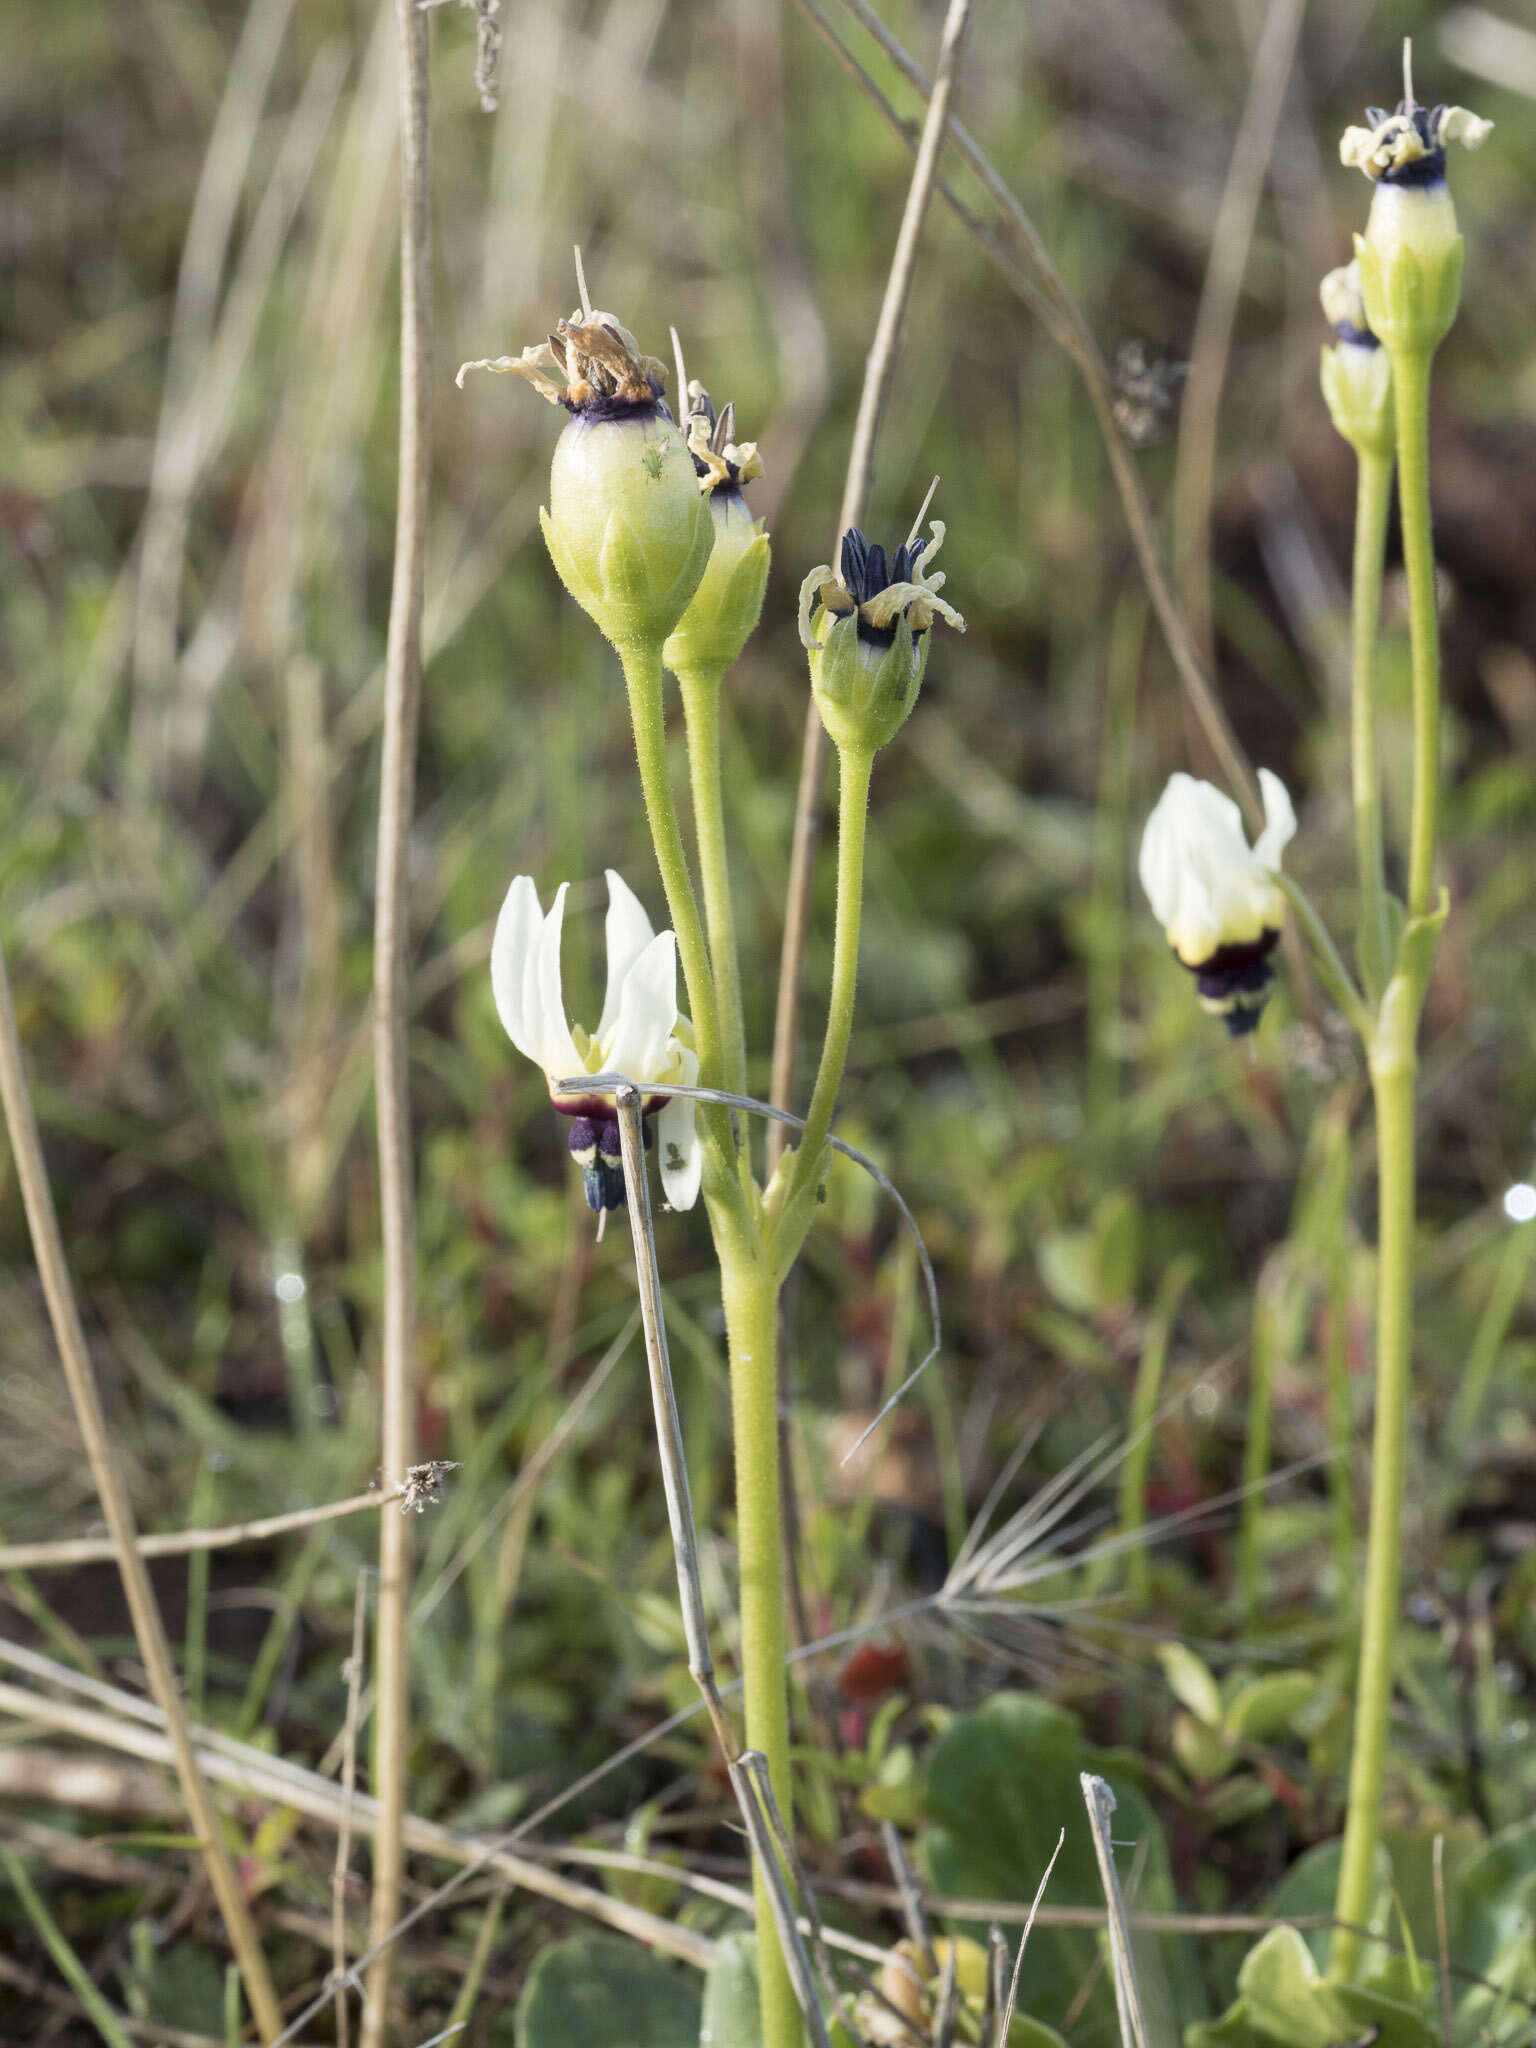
[1394,349,1440,921]
[718,1232,799,2048]
[782,744,873,1230]
[1351,447,1394,995]
[1331,1014,1416,1980]
[675,662,749,1103]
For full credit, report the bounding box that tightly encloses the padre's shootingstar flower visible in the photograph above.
[662,382,771,678]
[797,518,965,756]
[1138,770,1297,1037]
[457,308,712,655]
[1340,72,1492,357]
[491,871,701,1219]
[1318,260,1392,457]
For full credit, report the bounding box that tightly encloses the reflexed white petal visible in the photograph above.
[658,1048,701,1212]
[490,875,543,1060]
[1139,769,1293,966]
[597,870,656,1043]
[1440,107,1493,153]
[602,931,678,1084]
[531,883,581,1082]
[1253,769,1297,871]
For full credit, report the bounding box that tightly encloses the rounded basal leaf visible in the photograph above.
[920,1692,1202,2040]
[515,1933,700,2048]
[1222,1669,1319,1743]
[699,1931,762,2048]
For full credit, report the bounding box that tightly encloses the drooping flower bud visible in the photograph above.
[797,517,965,757]
[1340,65,1492,358]
[1318,261,1393,458]
[1138,770,1297,1036]
[662,382,771,678]
[458,310,712,659]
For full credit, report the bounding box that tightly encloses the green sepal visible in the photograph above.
[1319,341,1394,460]
[664,519,770,677]
[1356,227,1464,362]
[1394,887,1449,997]
[810,609,931,756]
[539,504,597,610]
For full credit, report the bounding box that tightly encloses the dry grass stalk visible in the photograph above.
[364,0,434,2038]
[797,0,1260,826]
[0,1476,441,1573]
[768,0,974,1174]
[1170,0,1308,665]
[0,942,285,2039]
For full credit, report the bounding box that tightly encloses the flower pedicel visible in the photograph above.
[490,870,701,1218]
[1138,770,1297,1035]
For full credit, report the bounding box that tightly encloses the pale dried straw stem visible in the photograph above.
[364,0,433,2037]
[767,0,974,1173]
[0,1482,416,1574]
[0,941,284,2041]
[798,0,1259,823]
[1170,0,1308,666]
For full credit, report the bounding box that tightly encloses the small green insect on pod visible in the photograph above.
[797,509,965,761]
[458,301,712,663]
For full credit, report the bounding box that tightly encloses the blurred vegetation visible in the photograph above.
[1,0,1534,2039]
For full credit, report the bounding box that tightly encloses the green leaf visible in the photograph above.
[516,1934,701,2048]
[1159,1642,1224,1728]
[699,1933,761,2048]
[1447,1816,1536,2042]
[1197,1925,1436,2048]
[1223,1670,1318,1743]
[920,1692,1202,2044]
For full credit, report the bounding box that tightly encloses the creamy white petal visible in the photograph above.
[1139,770,1292,965]
[657,1048,701,1212]
[602,930,678,1084]
[1253,769,1297,871]
[597,870,656,1044]
[531,884,581,1082]
[490,875,544,1060]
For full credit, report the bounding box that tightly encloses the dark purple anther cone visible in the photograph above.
[839,526,929,648]
[567,1114,627,1214]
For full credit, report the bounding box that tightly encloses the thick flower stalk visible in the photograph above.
[663,384,772,1107]
[491,871,701,1217]
[774,517,966,1262]
[1320,260,1394,1000]
[1325,55,1489,1987]
[1137,769,1296,1036]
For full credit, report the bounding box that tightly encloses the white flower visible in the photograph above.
[1138,769,1297,1035]
[491,871,701,1213]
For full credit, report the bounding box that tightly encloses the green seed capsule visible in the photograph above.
[457,308,712,660]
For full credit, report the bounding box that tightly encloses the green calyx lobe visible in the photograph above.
[1320,342,1394,459]
[663,490,770,677]
[809,607,930,756]
[1355,187,1464,359]
[540,409,713,656]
